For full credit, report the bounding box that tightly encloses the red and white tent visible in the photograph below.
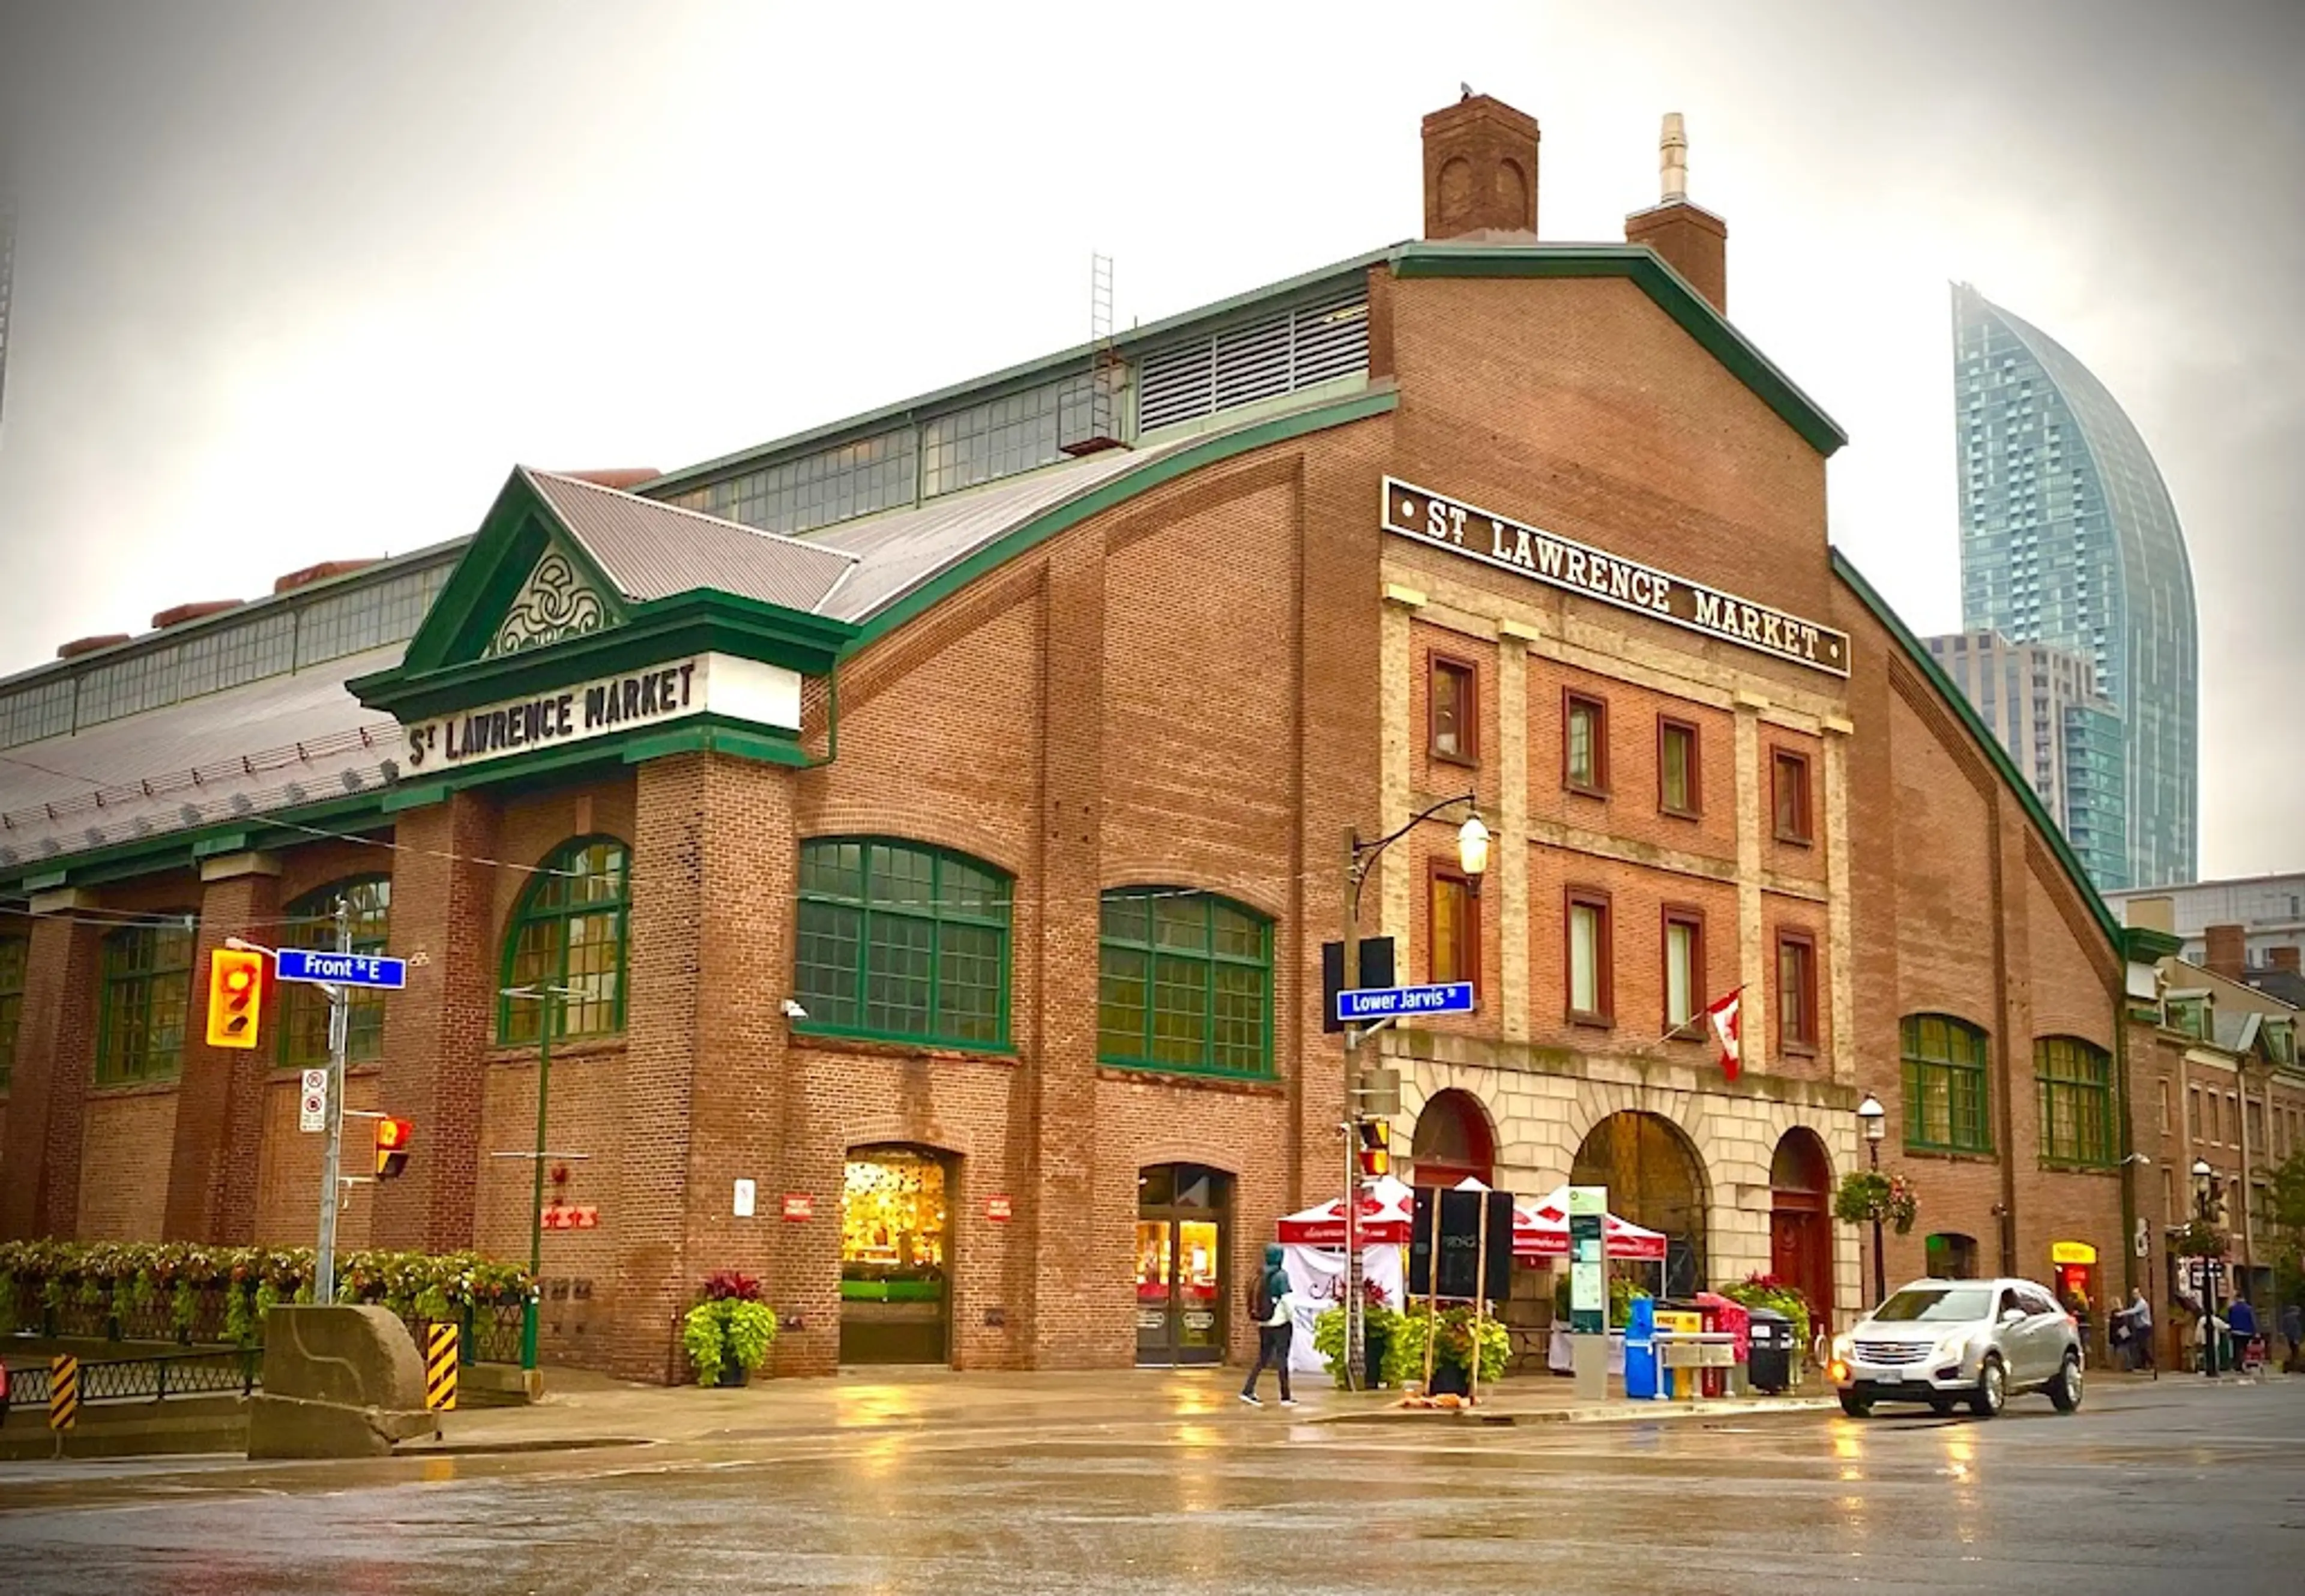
[1514,1183,1668,1261]
[1275,1175,1417,1245]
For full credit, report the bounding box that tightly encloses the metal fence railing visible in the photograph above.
[3,1346,262,1410]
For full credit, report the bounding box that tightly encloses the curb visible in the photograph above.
[1310,1396,1840,1427]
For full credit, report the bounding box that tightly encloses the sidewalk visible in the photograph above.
[403,1364,1837,1454]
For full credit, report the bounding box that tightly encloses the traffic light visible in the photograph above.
[205,948,265,1049]
[375,1116,412,1179]
[1355,1118,1390,1179]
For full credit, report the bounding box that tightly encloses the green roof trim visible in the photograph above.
[638,246,1397,498]
[1388,241,1848,458]
[1830,547,2123,953]
[2121,926,2184,964]
[843,385,1400,651]
[0,789,396,899]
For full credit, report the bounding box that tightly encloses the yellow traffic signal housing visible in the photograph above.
[375,1116,412,1179]
[1356,1118,1390,1179]
[205,948,265,1049]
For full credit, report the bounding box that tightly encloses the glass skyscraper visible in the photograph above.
[1951,283,2198,889]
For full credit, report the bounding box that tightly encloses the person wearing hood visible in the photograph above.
[1240,1242,1299,1407]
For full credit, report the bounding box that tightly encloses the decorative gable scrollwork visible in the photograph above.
[483,550,610,657]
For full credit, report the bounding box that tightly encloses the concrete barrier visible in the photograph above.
[246,1305,436,1459]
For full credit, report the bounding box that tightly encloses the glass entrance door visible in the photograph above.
[840,1147,951,1365]
[1135,1164,1229,1365]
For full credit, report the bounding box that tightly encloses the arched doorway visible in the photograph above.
[840,1145,953,1364]
[1135,1163,1232,1366]
[1571,1111,1708,1297]
[1411,1089,1496,1189]
[1768,1128,1834,1331]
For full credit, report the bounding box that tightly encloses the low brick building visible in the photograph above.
[0,97,2168,1382]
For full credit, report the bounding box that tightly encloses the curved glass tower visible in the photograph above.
[1952,283,2198,890]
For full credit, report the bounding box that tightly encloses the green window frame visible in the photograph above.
[795,839,1010,1049]
[280,878,391,1069]
[2035,1037,2115,1167]
[0,935,26,1092]
[1901,1013,1992,1154]
[1097,889,1273,1079]
[498,837,629,1044]
[97,918,196,1085]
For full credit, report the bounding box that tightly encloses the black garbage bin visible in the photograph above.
[1746,1307,1794,1394]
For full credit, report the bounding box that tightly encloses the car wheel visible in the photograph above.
[2047,1351,2084,1414]
[1839,1393,1873,1418]
[1969,1354,2006,1419]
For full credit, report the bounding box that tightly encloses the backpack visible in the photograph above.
[1247,1271,1275,1324]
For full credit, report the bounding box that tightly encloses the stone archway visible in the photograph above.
[1571,1111,1709,1297]
[1410,1088,1496,1190]
[1768,1127,1834,1329]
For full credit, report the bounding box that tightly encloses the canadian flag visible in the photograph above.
[1705,988,1744,1083]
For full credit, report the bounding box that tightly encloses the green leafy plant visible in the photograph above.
[2168,1217,2229,1259]
[1835,1170,1919,1235]
[1385,1305,1510,1388]
[1310,1299,1404,1388]
[682,1271,779,1385]
[1720,1272,1813,1357]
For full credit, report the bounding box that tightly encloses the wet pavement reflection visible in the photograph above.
[0,1376,2298,1593]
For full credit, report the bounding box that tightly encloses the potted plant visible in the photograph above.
[683,1271,779,1387]
[1834,1170,1919,1235]
[1385,1304,1510,1398]
[1310,1283,1403,1388]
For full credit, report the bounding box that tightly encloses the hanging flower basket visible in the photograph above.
[1834,1171,1919,1236]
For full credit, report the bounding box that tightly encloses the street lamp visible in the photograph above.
[1855,1092,1887,1308]
[2191,1157,2220,1379]
[502,981,586,1368]
[1337,793,1487,1388]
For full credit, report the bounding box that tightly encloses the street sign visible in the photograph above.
[985,1194,1013,1222]
[276,948,408,989]
[783,1194,813,1221]
[1335,982,1475,1023]
[298,1069,328,1133]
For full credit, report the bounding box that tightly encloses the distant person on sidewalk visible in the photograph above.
[2228,1295,2261,1375]
[1239,1244,1298,1408]
[2121,1289,2154,1373]
[2281,1301,2303,1373]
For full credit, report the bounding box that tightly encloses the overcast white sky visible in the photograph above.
[0,1,2298,877]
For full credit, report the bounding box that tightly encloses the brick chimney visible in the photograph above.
[1422,92,1540,240]
[1624,113,1728,315]
[2271,947,2301,975]
[2204,923,2247,980]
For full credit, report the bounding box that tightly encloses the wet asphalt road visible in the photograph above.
[0,1376,2298,1594]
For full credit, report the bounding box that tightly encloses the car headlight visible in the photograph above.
[1831,1333,1853,1361]
[1932,1333,1970,1363]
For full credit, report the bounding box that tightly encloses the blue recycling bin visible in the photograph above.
[1623,1296,1662,1400]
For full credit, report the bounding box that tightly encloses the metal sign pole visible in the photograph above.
[313,900,351,1306]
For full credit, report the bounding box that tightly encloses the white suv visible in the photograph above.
[1828,1277,2085,1419]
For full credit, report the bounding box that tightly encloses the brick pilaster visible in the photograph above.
[0,900,103,1239]
[163,857,283,1241]
[373,792,499,1251]
[616,751,797,1382]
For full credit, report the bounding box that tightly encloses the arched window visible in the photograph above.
[0,935,27,1092]
[98,917,196,1084]
[795,840,1010,1048]
[280,878,391,1068]
[1097,889,1271,1077]
[1901,1014,1991,1154]
[1411,1089,1495,1188]
[499,838,628,1044]
[1925,1232,1981,1280]
[2036,1037,2114,1167]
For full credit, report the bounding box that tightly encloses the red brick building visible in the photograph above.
[0,97,2167,1381]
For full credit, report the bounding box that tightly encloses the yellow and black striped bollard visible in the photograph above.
[48,1355,80,1432]
[425,1325,459,1412]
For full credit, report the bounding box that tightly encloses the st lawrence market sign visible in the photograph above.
[1381,478,1851,677]
[400,652,802,772]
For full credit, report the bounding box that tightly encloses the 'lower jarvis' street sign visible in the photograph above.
[276,949,409,989]
[1335,983,1475,1023]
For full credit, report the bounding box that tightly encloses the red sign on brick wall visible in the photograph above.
[782,1193,814,1221]
[984,1194,1012,1222]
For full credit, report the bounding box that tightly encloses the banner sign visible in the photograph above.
[400,651,802,773]
[1382,478,1852,677]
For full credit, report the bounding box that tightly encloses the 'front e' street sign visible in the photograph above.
[1336,983,1475,1023]
[276,949,409,989]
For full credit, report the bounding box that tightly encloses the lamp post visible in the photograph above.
[1855,1092,1887,1308]
[1339,793,1489,1388]
[502,981,585,1369]
[2192,1157,2220,1379]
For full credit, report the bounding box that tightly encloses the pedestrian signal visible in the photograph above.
[205,948,265,1049]
[375,1116,412,1179]
[1356,1119,1390,1179]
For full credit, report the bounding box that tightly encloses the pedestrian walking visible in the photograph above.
[2228,1295,2262,1379]
[2282,1301,2303,1373]
[1239,1243,1298,1408]
[2123,1289,2155,1375]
